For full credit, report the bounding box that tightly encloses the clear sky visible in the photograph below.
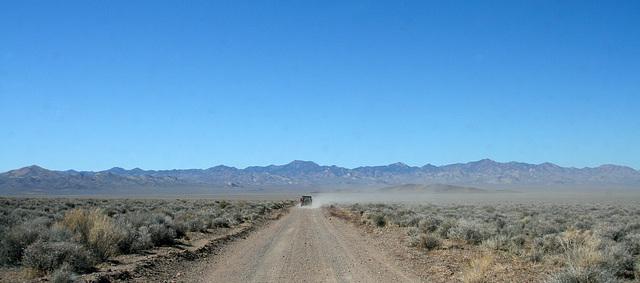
[1,1,639,172]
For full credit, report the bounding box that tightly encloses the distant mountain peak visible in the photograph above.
[538,162,561,170]
[288,160,318,165]
[390,162,409,167]
[285,160,320,168]
[6,165,50,177]
[21,165,46,171]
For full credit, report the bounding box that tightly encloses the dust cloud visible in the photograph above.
[303,191,640,208]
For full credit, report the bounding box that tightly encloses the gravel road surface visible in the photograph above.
[202,207,418,282]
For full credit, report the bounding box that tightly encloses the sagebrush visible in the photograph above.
[0,197,292,278]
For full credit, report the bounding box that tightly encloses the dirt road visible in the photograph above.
[202,207,418,282]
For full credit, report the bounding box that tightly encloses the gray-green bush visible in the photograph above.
[22,241,93,275]
[419,233,442,250]
[0,197,293,278]
[49,262,79,283]
[334,198,640,282]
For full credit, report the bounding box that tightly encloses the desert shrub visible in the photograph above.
[182,215,208,233]
[623,233,640,255]
[548,229,635,281]
[407,227,420,247]
[598,224,628,242]
[500,222,524,239]
[49,262,78,283]
[253,204,267,215]
[546,266,621,283]
[268,201,287,210]
[112,220,136,253]
[509,234,527,251]
[211,217,231,228]
[533,234,562,254]
[418,217,441,233]
[368,214,386,227]
[438,218,457,239]
[148,222,177,245]
[114,211,177,251]
[482,235,509,251]
[245,212,260,221]
[419,233,442,250]
[449,219,492,245]
[0,217,52,265]
[572,220,593,231]
[558,230,602,268]
[461,254,494,283]
[48,223,75,243]
[527,250,544,263]
[330,199,640,282]
[533,221,561,237]
[22,241,93,275]
[599,242,634,278]
[131,226,154,251]
[59,208,121,261]
[61,209,94,245]
[0,230,28,265]
[218,200,230,209]
[87,216,120,261]
[393,213,420,227]
[227,212,244,225]
[0,197,294,274]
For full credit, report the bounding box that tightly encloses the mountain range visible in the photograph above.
[1,159,639,195]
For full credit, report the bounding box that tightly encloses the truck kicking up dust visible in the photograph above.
[299,195,312,207]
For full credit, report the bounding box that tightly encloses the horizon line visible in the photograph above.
[4,158,637,174]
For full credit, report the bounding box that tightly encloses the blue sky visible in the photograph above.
[1,1,639,172]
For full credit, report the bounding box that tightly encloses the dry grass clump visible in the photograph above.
[419,233,442,250]
[59,208,120,261]
[460,253,495,283]
[335,199,640,282]
[406,227,442,250]
[0,197,294,279]
[545,229,635,282]
[558,230,602,269]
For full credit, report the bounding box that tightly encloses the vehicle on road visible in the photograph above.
[300,196,312,207]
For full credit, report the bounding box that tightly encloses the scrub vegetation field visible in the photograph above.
[0,197,293,282]
[328,195,640,282]
[3,194,640,282]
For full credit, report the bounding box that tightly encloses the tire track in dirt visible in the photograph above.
[203,207,418,282]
